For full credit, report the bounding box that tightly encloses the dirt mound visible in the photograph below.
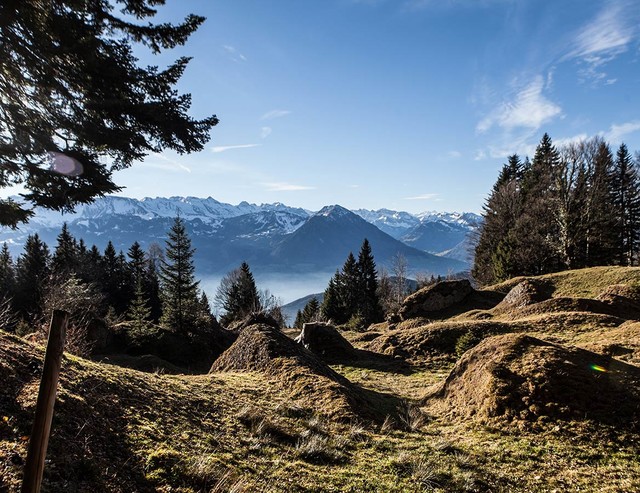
[425,333,640,429]
[294,322,358,361]
[576,322,640,366]
[226,312,282,332]
[493,279,554,313]
[399,279,474,320]
[366,321,513,361]
[211,324,394,421]
[498,297,619,320]
[596,284,640,320]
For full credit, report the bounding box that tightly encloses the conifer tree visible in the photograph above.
[14,234,50,319]
[356,239,383,326]
[160,217,199,333]
[321,271,343,323]
[512,133,562,275]
[0,243,15,297]
[473,155,523,284]
[296,297,321,328]
[127,279,153,340]
[0,0,218,227]
[51,223,79,276]
[215,262,261,326]
[611,143,640,265]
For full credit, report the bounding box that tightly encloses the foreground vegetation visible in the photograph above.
[1,266,639,492]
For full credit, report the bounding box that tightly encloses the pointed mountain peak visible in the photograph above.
[316,204,353,218]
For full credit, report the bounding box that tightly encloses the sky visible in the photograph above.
[41,0,640,213]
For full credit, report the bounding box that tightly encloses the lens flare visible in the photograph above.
[590,364,607,373]
[48,152,83,176]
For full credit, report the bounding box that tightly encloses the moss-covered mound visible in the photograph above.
[424,333,640,429]
[211,324,397,422]
[365,321,513,361]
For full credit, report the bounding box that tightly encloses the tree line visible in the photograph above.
[473,133,640,285]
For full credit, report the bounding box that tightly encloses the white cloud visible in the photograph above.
[260,127,272,139]
[144,152,191,173]
[474,150,487,161]
[222,45,247,63]
[404,193,439,200]
[263,182,315,192]
[602,121,640,144]
[261,109,291,120]
[565,1,637,84]
[477,75,562,133]
[448,150,462,159]
[211,144,260,153]
[567,3,633,60]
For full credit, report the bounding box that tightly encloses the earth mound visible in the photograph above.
[211,324,394,421]
[294,322,358,361]
[424,333,640,429]
[365,321,512,360]
[399,279,474,320]
[596,284,640,320]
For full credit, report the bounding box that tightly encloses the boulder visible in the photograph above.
[493,278,554,312]
[399,279,473,320]
[294,322,358,360]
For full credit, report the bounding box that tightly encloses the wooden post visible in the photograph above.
[21,310,69,493]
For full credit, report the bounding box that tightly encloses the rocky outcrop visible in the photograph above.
[399,279,473,320]
[294,322,358,361]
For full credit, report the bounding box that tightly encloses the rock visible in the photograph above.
[294,322,357,360]
[493,279,554,312]
[399,279,473,320]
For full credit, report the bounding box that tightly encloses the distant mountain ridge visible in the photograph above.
[1,196,477,280]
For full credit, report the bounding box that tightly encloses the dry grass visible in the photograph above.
[3,268,640,492]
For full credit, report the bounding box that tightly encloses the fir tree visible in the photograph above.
[356,239,383,326]
[0,0,218,227]
[160,217,200,333]
[0,243,15,297]
[321,271,343,323]
[127,279,153,341]
[215,262,261,326]
[51,223,79,276]
[14,234,50,319]
[611,143,640,265]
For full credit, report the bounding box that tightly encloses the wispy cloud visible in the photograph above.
[211,144,260,153]
[602,121,640,144]
[448,150,462,159]
[222,44,247,63]
[261,109,291,120]
[404,193,439,201]
[564,1,637,84]
[260,126,272,139]
[477,75,562,133]
[263,182,315,192]
[143,152,191,173]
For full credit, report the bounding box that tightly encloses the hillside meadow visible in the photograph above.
[1,266,640,492]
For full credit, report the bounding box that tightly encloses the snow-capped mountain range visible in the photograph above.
[1,196,480,277]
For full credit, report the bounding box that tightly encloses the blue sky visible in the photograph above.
[72,1,640,213]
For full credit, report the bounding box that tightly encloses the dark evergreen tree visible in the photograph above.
[215,262,261,326]
[160,217,200,333]
[321,271,343,323]
[0,0,218,227]
[14,234,50,319]
[127,279,153,340]
[473,155,523,284]
[0,243,15,297]
[586,141,617,265]
[512,133,562,275]
[356,239,383,326]
[51,223,79,276]
[295,297,321,329]
[611,143,640,265]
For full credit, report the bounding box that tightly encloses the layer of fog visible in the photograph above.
[200,271,333,313]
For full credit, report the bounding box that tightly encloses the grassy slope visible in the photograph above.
[1,266,640,492]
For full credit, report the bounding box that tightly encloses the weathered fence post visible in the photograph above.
[21,310,69,493]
